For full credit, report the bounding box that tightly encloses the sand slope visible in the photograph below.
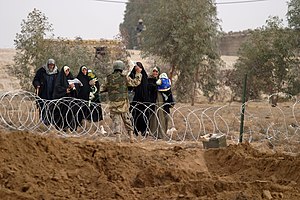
[0,131,299,200]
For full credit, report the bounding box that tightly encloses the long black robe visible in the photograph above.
[76,66,91,124]
[77,66,91,101]
[129,62,150,136]
[76,66,103,122]
[32,65,59,126]
[52,67,80,131]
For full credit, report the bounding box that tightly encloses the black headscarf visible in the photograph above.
[53,66,75,99]
[76,65,91,101]
[129,62,149,103]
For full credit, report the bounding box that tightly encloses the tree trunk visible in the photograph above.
[191,68,199,106]
[169,64,175,84]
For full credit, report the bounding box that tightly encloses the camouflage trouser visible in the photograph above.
[110,112,133,135]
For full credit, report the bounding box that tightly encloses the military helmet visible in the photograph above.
[113,60,125,71]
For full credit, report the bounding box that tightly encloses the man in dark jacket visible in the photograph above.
[32,58,59,125]
[33,58,59,100]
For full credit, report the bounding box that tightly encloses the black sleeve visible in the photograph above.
[148,77,157,96]
[32,68,43,88]
[53,72,68,99]
[53,83,68,99]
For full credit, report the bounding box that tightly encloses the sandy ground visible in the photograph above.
[0,131,299,200]
[0,49,299,200]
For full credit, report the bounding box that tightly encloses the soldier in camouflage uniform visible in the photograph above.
[101,60,142,143]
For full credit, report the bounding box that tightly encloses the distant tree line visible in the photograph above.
[13,9,126,92]
[121,0,221,104]
[225,0,300,102]
[120,0,300,104]
[14,0,300,104]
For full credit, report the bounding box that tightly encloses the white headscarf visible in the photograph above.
[43,58,58,75]
[63,65,70,73]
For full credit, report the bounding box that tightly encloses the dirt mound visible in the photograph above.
[0,130,299,200]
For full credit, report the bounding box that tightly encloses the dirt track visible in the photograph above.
[0,131,299,200]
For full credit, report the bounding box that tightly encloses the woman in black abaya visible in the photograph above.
[129,62,150,136]
[76,65,91,124]
[76,66,103,123]
[52,65,80,132]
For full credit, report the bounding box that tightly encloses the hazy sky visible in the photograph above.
[0,0,288,48]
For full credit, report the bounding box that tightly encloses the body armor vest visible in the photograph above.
[107,72,128,102]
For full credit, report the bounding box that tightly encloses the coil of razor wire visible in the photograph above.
[0,90,299,154]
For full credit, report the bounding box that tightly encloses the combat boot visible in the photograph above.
[129,131,136,143]
[116,134,121,143]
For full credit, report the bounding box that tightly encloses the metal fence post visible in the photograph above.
[239,73,247,143]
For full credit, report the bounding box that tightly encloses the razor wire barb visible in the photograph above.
[0,90,300,154]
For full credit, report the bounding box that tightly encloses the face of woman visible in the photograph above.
[82,68,87,75]
[152,69,159,78]
[65,68,70,76]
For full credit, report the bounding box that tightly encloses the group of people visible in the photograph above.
[103,60,175,142]
[33,58,175,142]
[33,59,102,132]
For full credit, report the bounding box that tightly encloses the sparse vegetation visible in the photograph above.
[12,9,126,92]
[227,17,300,101]
[136,0,221,104]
